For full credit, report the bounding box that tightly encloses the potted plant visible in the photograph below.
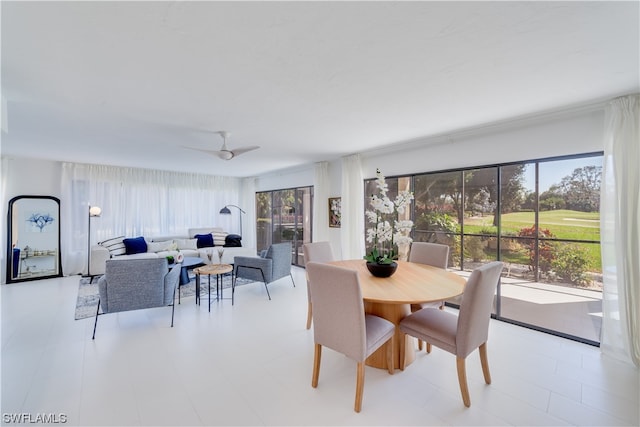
[363,169,414,277]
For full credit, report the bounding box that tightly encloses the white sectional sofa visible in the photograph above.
[89,227,257,276]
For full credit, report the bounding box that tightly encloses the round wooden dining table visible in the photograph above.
[329,259,466,370]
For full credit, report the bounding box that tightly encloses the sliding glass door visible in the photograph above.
[365,153,603,345]
[256,186,313,267]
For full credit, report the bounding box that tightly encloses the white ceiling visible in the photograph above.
[2,1,638,178]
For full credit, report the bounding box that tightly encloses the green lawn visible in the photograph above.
[464,209,600,240]
[463,210,601,272]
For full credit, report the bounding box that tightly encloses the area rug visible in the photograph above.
[74,274,251,320]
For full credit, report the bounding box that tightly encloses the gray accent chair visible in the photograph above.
[408,242,450,352]
[232,242,295,303]
[92,258,181,339]
[398,261,503,407]
[302,242,335,330]
[306,262,395,413]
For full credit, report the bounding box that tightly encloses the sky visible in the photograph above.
[525,156,603,193]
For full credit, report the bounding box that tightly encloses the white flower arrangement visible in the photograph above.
[364,169,414,264]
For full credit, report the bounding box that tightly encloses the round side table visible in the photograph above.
[194,264,233,312]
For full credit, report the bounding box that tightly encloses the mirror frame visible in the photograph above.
[6,195,63,283]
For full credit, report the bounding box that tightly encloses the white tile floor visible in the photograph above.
[2,266,638,426]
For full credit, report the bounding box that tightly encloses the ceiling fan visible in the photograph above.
[185,131,260,160]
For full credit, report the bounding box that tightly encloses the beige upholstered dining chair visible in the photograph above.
[306,262,395,413]
[408,242,450,352]
[398,261,503,407]
[302,242,335,329]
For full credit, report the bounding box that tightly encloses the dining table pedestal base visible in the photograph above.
[364,301,415,370]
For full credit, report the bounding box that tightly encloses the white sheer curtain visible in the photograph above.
[601,94,640,367]
[312,162,330,242]
[61,162,242,276]
[240,177,257,250]
[341,154,364,259]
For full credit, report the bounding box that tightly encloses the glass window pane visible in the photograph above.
[363,153,603,345]
[463,167,498,235]
[256,192,272,253]
[414,171,462,268]
[538,158,602,241]
[256,186,313,267]
[462,167,498,271]
[500,163,535,237]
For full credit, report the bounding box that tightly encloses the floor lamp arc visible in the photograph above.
[219,205,245,237]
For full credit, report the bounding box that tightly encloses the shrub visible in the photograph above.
[551,245,591,286]
[517,225,556,273]
[464,236,485,262]
[416,212,458,235]
[415,212,460,266]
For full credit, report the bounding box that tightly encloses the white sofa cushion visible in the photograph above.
[147,240,173,253]
[175,238,197,250]
[99,236,126,256]
[212,231,228,246]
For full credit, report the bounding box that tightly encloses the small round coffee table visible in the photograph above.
[194,264,233,312]
[170,256,205,304]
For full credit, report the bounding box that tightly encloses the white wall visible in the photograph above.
[3,157,62,199]
[255,165,315,192]
[361,108,604,179]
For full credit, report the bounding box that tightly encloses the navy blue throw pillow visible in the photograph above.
[195,233,214,248]
[224,234,242,247]
[123,236,147,255]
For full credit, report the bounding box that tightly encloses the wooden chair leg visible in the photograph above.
[418,339,423,350]
[456,356,471,407]
[386,337,394,375]
[306,301,312,330]
[311,344,322,388]
[398,332,406,371]
[354,361,365,413]
[479,342,492,384]
[426,342,432,353]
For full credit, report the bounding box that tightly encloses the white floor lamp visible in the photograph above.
[86,205,101,281]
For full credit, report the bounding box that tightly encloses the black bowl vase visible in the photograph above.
[366,261,398,278]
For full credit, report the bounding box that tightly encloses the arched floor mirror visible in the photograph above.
[6,195,62,283]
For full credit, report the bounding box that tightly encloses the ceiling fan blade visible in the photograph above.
[231,146,260,157]
[183,132,259,161]
[182,146,224,157]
